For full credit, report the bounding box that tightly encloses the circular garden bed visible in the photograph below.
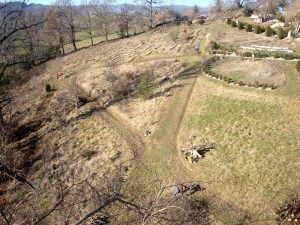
[203,56,287,89]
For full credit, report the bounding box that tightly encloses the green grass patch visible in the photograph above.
[276,61,300,97]
[186,95,300,220]
[225,73,243,80]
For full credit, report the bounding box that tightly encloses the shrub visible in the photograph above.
[168,30,178,42]
[296,60,300,73]
[45,84,52,92]
[199,19,205,25]
[136,70,154,99]
[275,13,285,22]
[243,52,252,57]
[175,21,180,26]
[78,96,89,106]
[226,18,232,25]
[245,24,252,32]
[231,20,237,27]
[243,7,253,17]
[254,25,261,34]
[282,53,295,60]
[277,28,287,39]
[265,26,273,37]
[210,41,220,50]
[238,81,245,86]
[273,52,282,58]
[187,20,192,26]
[238,21,244,30]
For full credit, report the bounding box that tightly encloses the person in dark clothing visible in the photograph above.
[173,181,187,196]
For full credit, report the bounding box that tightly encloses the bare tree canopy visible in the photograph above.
[226,0,247,8]
[285,0,300,34]
[210,0,224,14]
[89,0,115,41]
[55,0,78,51]
[0,0,47,80]
[134,0,164,28]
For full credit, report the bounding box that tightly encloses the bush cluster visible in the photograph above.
[225,20,290,40]
[45,84,52,92]
[136,70,154,99]
[245,24,252,32]
[265,26,273,37]
[243,7,254,17]
[238,21,244,30]
[231,20,237,27]
[254,25,262,34]
[187,20,192,26]
[226,18,232,25]
[210,41,220,50]
[277,28,287,39]
[199,19,205,25]
[175,21,180,26]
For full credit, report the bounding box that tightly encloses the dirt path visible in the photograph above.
[98,110,147,157]
[34,92,55,120]
[173,75,198,169]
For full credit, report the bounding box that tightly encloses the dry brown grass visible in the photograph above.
[6,21,300,224]
[212,58,287,87]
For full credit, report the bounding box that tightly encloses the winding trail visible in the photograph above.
[97,110,147,157]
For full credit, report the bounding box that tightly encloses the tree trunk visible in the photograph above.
[104,25,108,41]
[150,3,154,28]
[59,37,65,55]
[90,35,94,46]
[70,25,77,51]
[88,12,94,45]
[294,19,300,35]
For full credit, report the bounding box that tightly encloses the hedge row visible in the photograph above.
[225,18,289,39]
[202,56,277,89]
[209,45,300,60]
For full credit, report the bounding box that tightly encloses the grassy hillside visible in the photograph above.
[2,19,300,224]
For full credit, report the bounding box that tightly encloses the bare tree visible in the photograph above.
[80,0,95,45]
[103,60,119,86]
[193,5,200,16]
[227,0,247,8]
[259,0,279,15]
[134,0,164,28]
[285,0,300,35]
[210,0,224,14]
[44,7,67,54]
[118,4,134,37]
[0,0,47,81]
[55,0,78,51]
[90,0,115,41]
